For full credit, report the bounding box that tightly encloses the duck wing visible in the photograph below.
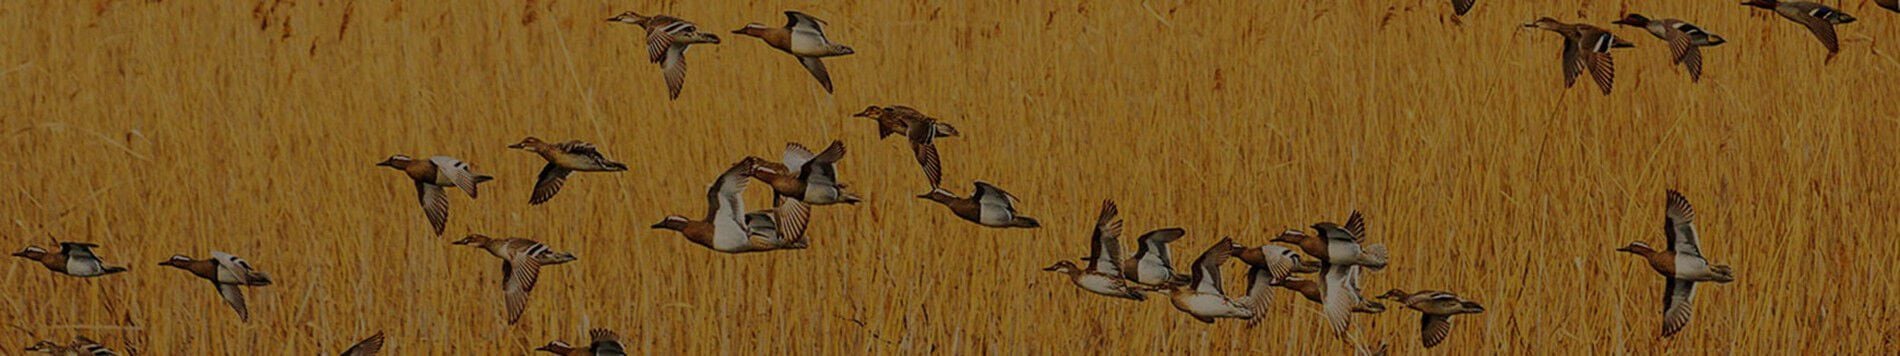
[428,156,482,198]
[590,329,628,356]
[341,332,386,356]
[1663,190,1702,257]
[417,182,449,235]
[1086,201,1125,275]
[501,257,542,324]
[1659,22,1704,82]
[529,163,571,205]
[216,282,250,322]
[1662,278,1696,337]
[908,120,944,188]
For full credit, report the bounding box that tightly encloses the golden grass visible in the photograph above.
[3,0,1897,353]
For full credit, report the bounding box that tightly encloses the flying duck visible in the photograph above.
[1613,14,1726,82]
[1379,289,1486,348]
[607,11,721,99]
[654,159,809,253]
[851,106,961,140]
[340,332,385,356]
[1742,0,1855,60]
[537,329,627,355]
[916,181,1040,228]
[1119,227,1190,288]
[509,137,628,205]
[1043,200,1148,301]
[1162,237,1257,323]
[160,251,273,322]
[452,234,577,324]
[1271,212,1389,269]
[1524,17,1633,95]
[377,154,494,235]
[24,336,116,356]
[750,141,862,205]
[12,242,128,277]
[732,11,855,92]
[1617,190,1735,337]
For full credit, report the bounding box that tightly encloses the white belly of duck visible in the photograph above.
[1673,254,1716,281]
[1171,293,1253,318]
[64,259,105,276]
[1132,261,1174,285]
[1074,274,1130,297]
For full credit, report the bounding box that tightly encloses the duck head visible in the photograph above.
[650,215,691,231]
[606,11,648,24]
[731,23,770,37]
[25,341,61,353]
[451,234,493,247]
[915,188,958,204]
[534,340,574,354]
[507,137,545,151]
[851,106,886,119]
[1741,0,1779,9]
[375,154,414,169]
[11,246,45,259]
[1615,241,1657,255]
[1377,289,1410,301]
[1041,260,1080,274]
[1612,14,1651,27]
[158,254,195,268]
[1522,17,1564,31]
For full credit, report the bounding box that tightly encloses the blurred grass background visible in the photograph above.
[1,0,1895,353]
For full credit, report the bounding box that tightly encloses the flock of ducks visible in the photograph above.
[3,2,1794,354]
[1524,0,1893,95]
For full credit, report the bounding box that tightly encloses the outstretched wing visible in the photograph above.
[341,331,386,356]
[1664,190,1702,256]
[908,120,944,188]
[1086,201,1125,275]
[502,258,543,324]
[784,11,828,37]
[418,182,449,235]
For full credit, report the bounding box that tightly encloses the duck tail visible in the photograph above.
[102,266,128,275]
[1009,217,1042,228]
[840,192,863,204]
[1360,244,1389,270]
[605,161,629,172]
[474,175,496,183]
[1712,265,1736,283]
[249,272,274,286]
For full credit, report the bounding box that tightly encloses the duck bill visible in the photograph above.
[9,251,28,258]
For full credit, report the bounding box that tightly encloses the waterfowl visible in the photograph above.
[1742,0,1855,60]
[160,252,273,322]
[1120,227,1189,288]
[1613,14,1726,82]
[750,141,862,205]
[24,336,116,356]
[1451,0,1475,16]
[1320,264,1385,337]
[340,332,385,356]
[536,329,626,355]
[654,159,808,253]
[1379,290,1485,348]
[732,11,856,92]
[377,154,494,235]
[1523,17,1633,95]
[1274,276,1326,304]
[1616,190,1735,337]
[508,137,628,205]
[1271,212,1389,269]
[12,242,128,277]
[1163,237,1256,323]
[851,106,960,139]
[916,181,1040,228]
[451,234,577,324]
[1043,201,1147,301]
[608,11,721,99]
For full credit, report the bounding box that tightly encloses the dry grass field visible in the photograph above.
[3,0,1898,354]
